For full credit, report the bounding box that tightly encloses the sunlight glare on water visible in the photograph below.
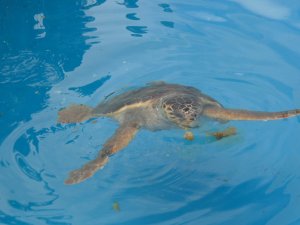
[1,0,300,225]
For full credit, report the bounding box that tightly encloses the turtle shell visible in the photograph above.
[92,82,221,115]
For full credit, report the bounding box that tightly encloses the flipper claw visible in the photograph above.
[65,156,109,185]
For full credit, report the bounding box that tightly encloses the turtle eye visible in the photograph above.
[183,107,190,112]
[189,113,197,121]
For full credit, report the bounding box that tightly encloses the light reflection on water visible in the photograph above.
[1,0,300,224]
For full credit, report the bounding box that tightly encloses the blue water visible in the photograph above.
[1,0,300,224]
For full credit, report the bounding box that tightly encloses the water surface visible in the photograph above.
[1,0,300,224]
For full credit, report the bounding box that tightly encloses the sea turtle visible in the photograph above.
[58,82,300,184]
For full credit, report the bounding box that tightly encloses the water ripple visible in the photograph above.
[1,0,300,224]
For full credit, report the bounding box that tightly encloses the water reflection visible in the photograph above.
[158,4,175,30]
[122,1,175,36]
[69,74,111,96]
[0,123,69,224]
[160,21,174,28]
[232,0,290,20]
[15,153,42,182]
[0,211,31,225]
[120,178,290,225]
[126,26,148,37]
[33,13,46,39]
[119,0,148,37]
[82,0,106,10]
[126,13,140,21]
[0,0,101,142]
[0,0,103,224]
[118,0,139,8]
[158,3,173,13]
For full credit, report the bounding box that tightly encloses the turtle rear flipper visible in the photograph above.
[58,104,94,124]
[203,107,300,121]
[65,122,139,185]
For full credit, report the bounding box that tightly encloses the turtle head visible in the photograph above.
[161,95,203,128]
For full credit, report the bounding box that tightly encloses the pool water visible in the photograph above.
[1,0,300,224]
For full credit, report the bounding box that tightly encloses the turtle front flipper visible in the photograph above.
[58,104,94,124]
[65,123,139,185]
[203,107,300,121]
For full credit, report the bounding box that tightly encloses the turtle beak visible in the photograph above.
[180,117,200,129]
[188,121,199,128]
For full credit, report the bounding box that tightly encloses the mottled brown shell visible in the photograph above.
[92,82,221,115]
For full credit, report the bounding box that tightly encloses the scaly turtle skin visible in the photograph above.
[58,82,300,184]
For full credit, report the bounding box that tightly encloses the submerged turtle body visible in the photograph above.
[58,82,300,185]
[92,82,222,130]
[59,82,223,131]
[92,82,220,115]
